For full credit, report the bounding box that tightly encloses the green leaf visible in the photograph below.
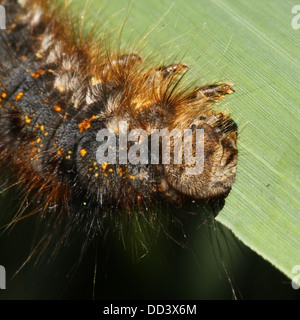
[72,0,300,283]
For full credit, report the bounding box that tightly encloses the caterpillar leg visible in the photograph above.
[191,84,234,101]
[145,63,188,88]
[156,63,188,79]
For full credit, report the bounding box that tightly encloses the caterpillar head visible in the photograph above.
[162,110,238,201]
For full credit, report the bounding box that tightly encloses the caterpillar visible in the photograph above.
[0,0,238,287]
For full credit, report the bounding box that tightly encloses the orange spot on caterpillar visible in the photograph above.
[16,92,24,101]
[35,52,43,59]
[78,115,97,133]
[36,137,42,144]
[31,69,46,79]
[25,115,31,124]
[1,92,7,98]
[80,149,87,157]
[101,162,110,171]
[53,105,62,112]
[101,162,110,176]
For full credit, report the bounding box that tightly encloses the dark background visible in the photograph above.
[0,192,299,300]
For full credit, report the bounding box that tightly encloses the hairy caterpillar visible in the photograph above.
[0,0,238,296]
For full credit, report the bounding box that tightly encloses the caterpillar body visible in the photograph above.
[0,0,238,262]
